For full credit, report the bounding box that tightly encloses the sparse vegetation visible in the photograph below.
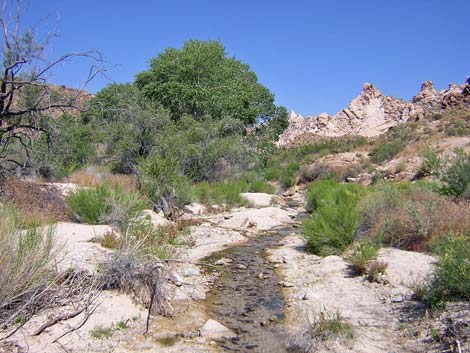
[287,310,354,352]
[90,325,115,339]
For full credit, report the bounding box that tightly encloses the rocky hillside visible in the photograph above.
[279,78,470,146]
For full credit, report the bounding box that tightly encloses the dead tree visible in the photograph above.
[0,0,104,176]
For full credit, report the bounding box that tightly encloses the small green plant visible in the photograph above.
[446,117,470,137]
[287,310,354,351]
[346,239,379,275]
[116,321,128,330]
[90,325,114,339]
[366,260,388,282]
[100,231,119,249]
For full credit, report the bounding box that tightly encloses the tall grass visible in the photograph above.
[66,184,146,228]
[0,205,56,325]
[191,175,275,207]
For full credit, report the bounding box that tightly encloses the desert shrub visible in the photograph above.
[262,167,281,181]
[303,180,363,256]
[419,149,442,177]
[358,181,470,252]
[369,140,405,164]
[431,113,443,121]
[346,239,379,275]
[262,137,368,186]
[298,163,335,184]
[66,184,145,227]
[0,205,56,326]
[446,117,470,137]
[138,154,192,212]
[191,174,274,207]
[440,149,470,199]
[238,172,276,194]
[369,123,420,164]
[418,235,470,308]
[3,177,69,224]
[287,310,353,352]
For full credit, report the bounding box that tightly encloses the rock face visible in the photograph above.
[279,77,470,146]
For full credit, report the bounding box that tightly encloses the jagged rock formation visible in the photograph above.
[279,78,470,146]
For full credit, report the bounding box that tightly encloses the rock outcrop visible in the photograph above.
[279,77,470,146]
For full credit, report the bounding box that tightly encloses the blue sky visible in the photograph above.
[23,0,470,116]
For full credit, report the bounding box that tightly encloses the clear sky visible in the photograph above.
[22,0,470,116]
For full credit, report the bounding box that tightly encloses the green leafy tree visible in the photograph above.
[135,40,276,125]
[89,83,170,173]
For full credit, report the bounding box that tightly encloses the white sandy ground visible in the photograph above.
[268,234,436,353]
[2,193,298,353]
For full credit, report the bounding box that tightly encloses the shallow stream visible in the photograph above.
[203,206,303,352]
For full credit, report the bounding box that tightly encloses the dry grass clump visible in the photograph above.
[3,177,69,224]
[66,169,138,193]
[287,310,354,352]
[98,254,172,318]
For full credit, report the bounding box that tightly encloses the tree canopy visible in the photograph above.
[135,40,276,125]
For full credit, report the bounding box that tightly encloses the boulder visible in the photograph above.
[140,209,171,227]
[240,193,275,207]
[183,202,207,215]
[200,319,237,340]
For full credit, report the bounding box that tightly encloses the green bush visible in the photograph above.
[419,235,470,308]
[303,180,363,256]
[446,117,470,137]
[66,184,145,227]
[138,154,192,211]
[369,140,405,163]
[440,149,470,199]
[420,149,442,177]
[192,180,247,207]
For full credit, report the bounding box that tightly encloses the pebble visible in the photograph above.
[236,264,247,270]
[215,258,233,266]
[278,281,294,288]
